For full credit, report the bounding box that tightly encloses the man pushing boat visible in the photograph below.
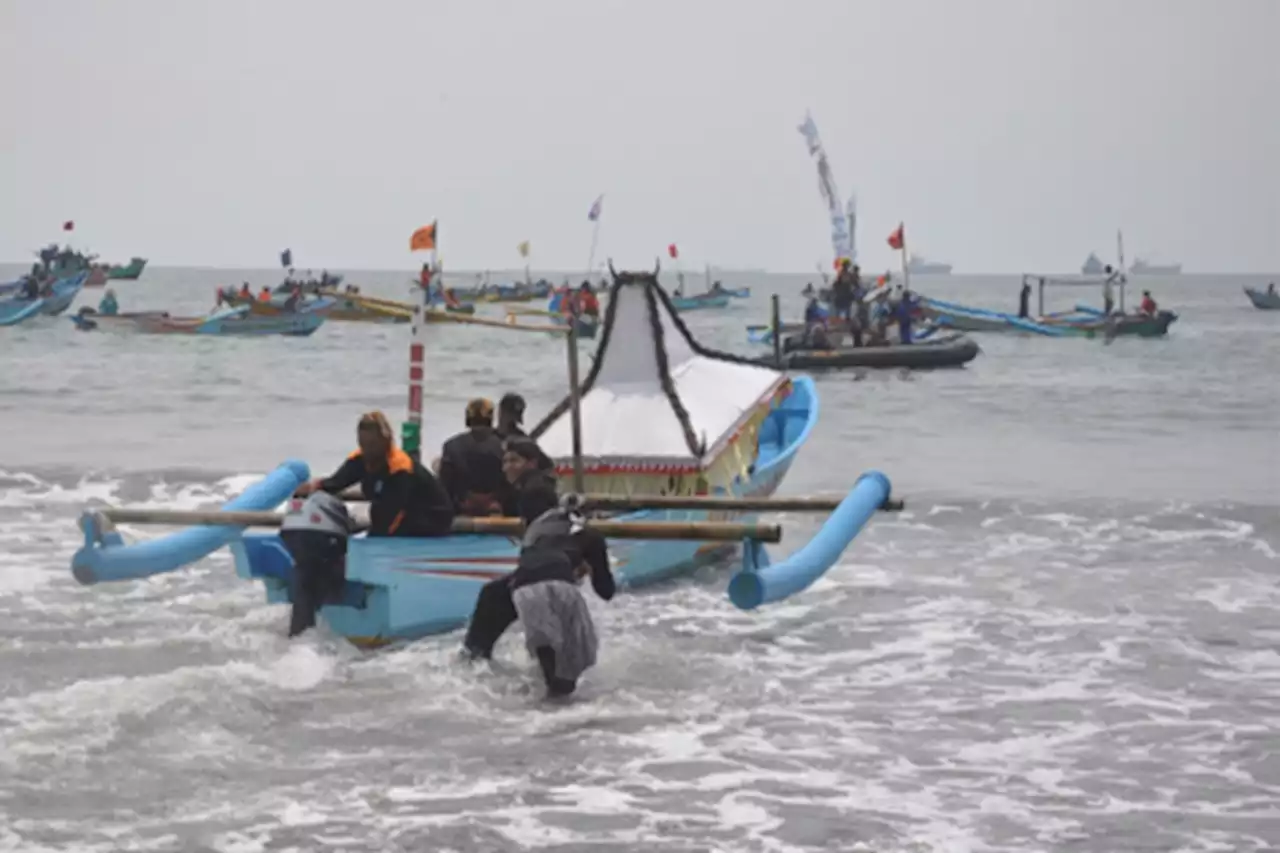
[463,437,616,698]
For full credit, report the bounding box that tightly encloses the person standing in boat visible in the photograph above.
[1018,279,1032,319]
[295,410,455,537]
[831,259,855,322]
[438,398,508,515]
[850,267,870,347]
[1103,274,1116,315]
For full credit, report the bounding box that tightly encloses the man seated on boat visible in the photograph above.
[21,276,40,300]
[464,440,615,697]
[98,289,119,316]
[438,398,509,515]
[497,394,556,471]
[1139,290,1158,316]
[294,410,455,537]
[258,286,272,302]
[576,282,600,317]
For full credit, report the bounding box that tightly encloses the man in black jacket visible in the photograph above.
[461,439,615,694]
[296,411,454,537]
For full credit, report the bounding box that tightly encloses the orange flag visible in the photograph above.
[410,221,438,252]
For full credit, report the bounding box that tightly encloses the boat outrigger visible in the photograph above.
[70,264,899,646]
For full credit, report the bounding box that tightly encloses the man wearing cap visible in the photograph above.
[438,398,508,515]
[497,393,554,471]
[295,411,455,537]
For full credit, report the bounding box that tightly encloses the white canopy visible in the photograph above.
[534,271,785,471]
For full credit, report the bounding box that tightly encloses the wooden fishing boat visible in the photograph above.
[106,257,147,280]
[71,264,898,647]
[0,296,46,327]
[224,291,411,324]
[920,296,1177,338]
[764,332,980,370]
[1244,286,1280,310]
[671,293,731,311]
[0,271,88,324]
[70,305,326,336]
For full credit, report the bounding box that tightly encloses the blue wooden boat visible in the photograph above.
[0,271,87,325]
[70,304,327,336]
[39,271,89,315]
[671,293,731,311]
[0,296,46,327]
[70,266,894,648]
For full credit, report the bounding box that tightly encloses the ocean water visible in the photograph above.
[0,267,1277,852]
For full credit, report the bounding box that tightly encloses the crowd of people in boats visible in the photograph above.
[286,395,608,698]
[796,260,923,348]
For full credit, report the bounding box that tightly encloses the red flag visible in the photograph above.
[62,220,75,232]
[667,243,679,259]
[887,223,904,250]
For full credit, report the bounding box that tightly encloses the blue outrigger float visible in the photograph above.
[71,266,895,647]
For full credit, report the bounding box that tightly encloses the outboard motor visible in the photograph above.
[280,491,354,637]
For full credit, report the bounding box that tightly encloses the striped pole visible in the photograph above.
[403,304,424,461]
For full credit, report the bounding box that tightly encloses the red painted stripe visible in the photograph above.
[409,366,423,381]
[410,343,424,363]
[408,385,422,415]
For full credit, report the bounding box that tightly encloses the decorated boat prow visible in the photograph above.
[67,263,894,647]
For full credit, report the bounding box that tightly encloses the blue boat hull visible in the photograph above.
[0,298,46,326]
[193,307,326,336]
[231,375,820,646]
[0,272,87,324]
[672,295,731,311]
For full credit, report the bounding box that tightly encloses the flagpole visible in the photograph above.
[899,224,911,292]
[586,218,601,278]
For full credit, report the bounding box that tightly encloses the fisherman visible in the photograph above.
[279,490,356,637]
[801,282,817,298]
[1268,282,1277,295]
[21,275,40,300]
[831,260,857,322]
[1103,274,1116,314]
[419,263,433,290]
[893,290,919,344]
[98,289,119,316]
[576,281,600,317]
[850,268,870,347]
[258,286,272,301]
[495,392,552,463]
[464,440,615,697]
[1139,290,1158,316]
[1018,279,1032,318]
[238,282,252,301]
[438,398,508,515]
[294,410,455,537]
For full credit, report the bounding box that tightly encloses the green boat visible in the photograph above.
[106,257,147,280]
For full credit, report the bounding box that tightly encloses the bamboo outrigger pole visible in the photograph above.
[92,508,782,543]
[335,488,904,513]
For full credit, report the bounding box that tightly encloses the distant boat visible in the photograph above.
[1129,257,1182,275]
[1081,252,1107,275]
[106,257,147,281]
[906,253,952,275]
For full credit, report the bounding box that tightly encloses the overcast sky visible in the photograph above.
[2,0,1277,273]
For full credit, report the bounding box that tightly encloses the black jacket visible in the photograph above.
[504,468,560,523]
[320,447,454,537]
[439,427,507,512]
[509,511,615,601]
